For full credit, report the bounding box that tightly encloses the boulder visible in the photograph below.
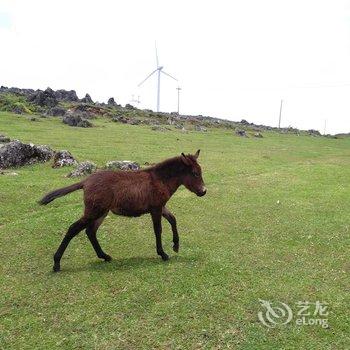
[235,129,248,137]
[167,117,176,125]
[52,150,77,168]
[47,106,66,116]
[80,94,93,104]
[105,160,140,171]
[307,129,321,136]
[254,132,263,138]
[28,87,58,107]
[0,134,11,143]
[54,89,78,102]
[151,125,168,132]
[128,118,141,125]
[195,125,207,132]
[107,97,117,106]
[112,115,129,123]
[12,105,26,114]
[0,86,34,97]
[62,115,93,128]
[125,103,135,110]
[67,161,97,177]
[0,170,18,176]
[0,140,54,169]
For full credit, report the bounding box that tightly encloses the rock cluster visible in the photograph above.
[195,125,207,132]
[52,150,77,168]
[108,97,117,106]
[105,160,140,171]
[67,161,97,177]
[0,140,54,169]
[62,115,92,128]
[47,106,66,116]
[0,134,11,143]
[112,115,140,125]
[54,89,78,101]
[80,94,93,104]
[235,129,247,137]
[28,87,58,107]
[307,129,321,136]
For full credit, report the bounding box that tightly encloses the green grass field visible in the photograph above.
[0,112,349,349]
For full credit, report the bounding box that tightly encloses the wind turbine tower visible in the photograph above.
[138,44,178,112]
[176,86,182,115]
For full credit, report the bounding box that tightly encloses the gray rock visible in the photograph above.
[112,115,129,124]
[254,132,263,138]
[151,125,168,132]
[125,103,135,110]
[47,106,66,116]
[80,94,93,104]
[128,118,141,125]
[0,135,11,143]
[307,129,321,136]
[195,125,207,132]
[235,129,248,137]
[107,97,117,106]
[52,150,77,168]
[67,161,97,177]
[0,170,18,176]
[12,105,25,114]
[54,89,78,101]
[62,115,93,128]
[0,140,54,169]
[28,87,58,107]
[167,117,176,125]
[105,160,140,171]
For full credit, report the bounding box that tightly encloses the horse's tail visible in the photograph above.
[39,181,84,205]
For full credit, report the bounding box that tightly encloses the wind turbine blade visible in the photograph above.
[155,42,159,67]
[138,69,158,87]
[161,70,178,81]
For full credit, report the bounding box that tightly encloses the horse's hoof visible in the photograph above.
[161,253,169,261]
[104,255,112,262]
[173,244,179,253]
[53,264,60,272]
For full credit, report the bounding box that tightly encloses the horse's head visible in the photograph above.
[180,150,207,197]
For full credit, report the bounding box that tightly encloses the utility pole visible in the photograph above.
[323,119,327,135]
[176,86,182,115]
[278,99,283,128]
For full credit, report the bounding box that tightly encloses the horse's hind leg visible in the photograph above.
[151,208,169,261]
[53,216,90,272]
[86,214,112,262]
[162,206,179,253]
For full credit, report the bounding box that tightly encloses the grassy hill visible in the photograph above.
[0,111,349,349]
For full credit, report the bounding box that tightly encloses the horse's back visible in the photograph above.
[83,170,155,216]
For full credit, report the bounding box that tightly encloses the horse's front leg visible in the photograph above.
[151,208,169,261]
[162,206,179,253]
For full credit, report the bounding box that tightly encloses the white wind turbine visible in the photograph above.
[138,44,177,112]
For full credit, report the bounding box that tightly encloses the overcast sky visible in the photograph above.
[1,0,350,134]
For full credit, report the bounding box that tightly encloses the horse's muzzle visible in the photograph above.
[197,188,207,197]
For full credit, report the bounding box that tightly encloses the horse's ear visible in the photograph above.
[194,149,200,159]
[181,152,191,166]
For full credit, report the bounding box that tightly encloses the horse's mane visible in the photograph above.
[145,155,196,179]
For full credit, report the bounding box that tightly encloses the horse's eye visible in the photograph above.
[193,172,199,178]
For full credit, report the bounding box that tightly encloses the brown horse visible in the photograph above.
[39,150,206,272]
